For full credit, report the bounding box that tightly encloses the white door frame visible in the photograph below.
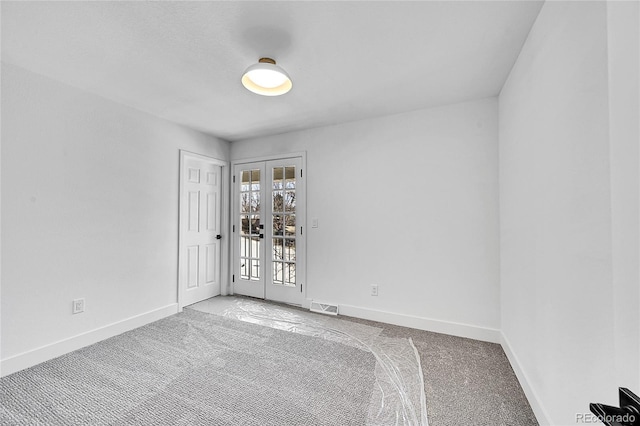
[178,150,230,311]
[230,151,307,306]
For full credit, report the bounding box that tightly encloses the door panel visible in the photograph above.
[205,244,217,283]
[206,193,216,231]
[233,158,305,305]
[188,192,199,231]
[180,154,223,306]
[187,246,198,288]
[234,164,266,298]
[264,159,303,305]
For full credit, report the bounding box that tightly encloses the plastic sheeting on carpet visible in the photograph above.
[1,309,377,426]
[189,297,429,426]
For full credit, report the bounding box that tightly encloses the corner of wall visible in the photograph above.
[500,332,551,425]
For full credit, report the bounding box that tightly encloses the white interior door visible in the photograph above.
[179,152,224,307]
[233,157,305,306]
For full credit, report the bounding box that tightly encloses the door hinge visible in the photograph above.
[301,284,303,293]
[232,274,235,283]
[300,226,303,236]
[233,175,236,183]
[233,225,235,232]
[300,169,302,177]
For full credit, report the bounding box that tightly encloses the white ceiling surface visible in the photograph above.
[2,1,543,142]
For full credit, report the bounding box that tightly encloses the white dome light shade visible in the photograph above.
[242,58,292,96]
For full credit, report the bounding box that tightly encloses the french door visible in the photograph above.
[232,157,305,306]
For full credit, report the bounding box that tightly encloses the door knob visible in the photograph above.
[216,234,222,240]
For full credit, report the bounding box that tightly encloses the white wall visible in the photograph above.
[499,1,639,424]
[1,63,230,373]
[232,98,500,338]
[606,0,640,395]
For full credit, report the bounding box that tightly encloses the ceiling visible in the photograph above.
[2,1,543,142]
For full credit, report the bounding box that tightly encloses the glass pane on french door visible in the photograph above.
[271,165,296,287]
[239,168,261,281]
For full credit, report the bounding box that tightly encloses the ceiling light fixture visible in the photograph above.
[241,58,292,96]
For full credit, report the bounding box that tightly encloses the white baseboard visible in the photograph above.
[0,303,178,377]
[338,303,501,343]
[500,332,551,425]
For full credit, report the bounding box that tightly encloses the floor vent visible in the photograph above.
[310,301,339,316]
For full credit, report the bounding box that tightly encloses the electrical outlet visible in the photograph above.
[371,285,378,296]
[72,298,85,314]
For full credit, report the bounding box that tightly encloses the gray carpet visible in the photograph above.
[0,309,377,425]
[225,296,539,426]
[343,317,539,426]
[188,297,429,425]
